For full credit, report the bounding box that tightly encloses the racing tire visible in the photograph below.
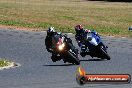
[67,51,80,65]
[100,47,111,60]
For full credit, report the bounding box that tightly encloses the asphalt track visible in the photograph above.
[0,28,132,88]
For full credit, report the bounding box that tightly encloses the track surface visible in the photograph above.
[0,29,132,88]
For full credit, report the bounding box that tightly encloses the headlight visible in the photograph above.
[58,43,65,51]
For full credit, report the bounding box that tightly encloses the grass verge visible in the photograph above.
[0,0,132,37]
[0,59,9,67]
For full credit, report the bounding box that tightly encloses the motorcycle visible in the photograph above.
[80,32,111,60]
[51,34,80,65]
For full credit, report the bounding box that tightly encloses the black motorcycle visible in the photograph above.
[51,34,80,65]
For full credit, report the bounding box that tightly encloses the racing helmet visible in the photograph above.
[75,24,84,34]
[47,27,55,36]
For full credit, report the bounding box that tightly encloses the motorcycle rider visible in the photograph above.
[45,27,78,62]
[45,27,56,53]
[74,24,106,57]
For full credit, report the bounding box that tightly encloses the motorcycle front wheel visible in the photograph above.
[67,50,80,65]
[100,46,111,60]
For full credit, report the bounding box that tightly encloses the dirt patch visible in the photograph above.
[0,25,41,31]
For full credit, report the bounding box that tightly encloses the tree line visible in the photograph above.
[89,0,132,2]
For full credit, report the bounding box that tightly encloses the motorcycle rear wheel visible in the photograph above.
[100,47,111,60]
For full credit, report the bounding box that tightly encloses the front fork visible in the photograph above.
[98,42,108,51]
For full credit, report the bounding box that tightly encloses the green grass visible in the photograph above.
[0,59,9,67]
[0,0,132,37]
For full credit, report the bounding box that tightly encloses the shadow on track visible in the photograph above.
[43,63,75,67]
[80,59,106,62]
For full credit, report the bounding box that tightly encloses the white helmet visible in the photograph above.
[47,27,55,35]
[48,27,55,32]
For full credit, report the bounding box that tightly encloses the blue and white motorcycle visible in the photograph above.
[80,32,111,60]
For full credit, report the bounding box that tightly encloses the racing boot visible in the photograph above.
[51,54,61,62]
[51,54,57,62]
[63,59,67,63]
